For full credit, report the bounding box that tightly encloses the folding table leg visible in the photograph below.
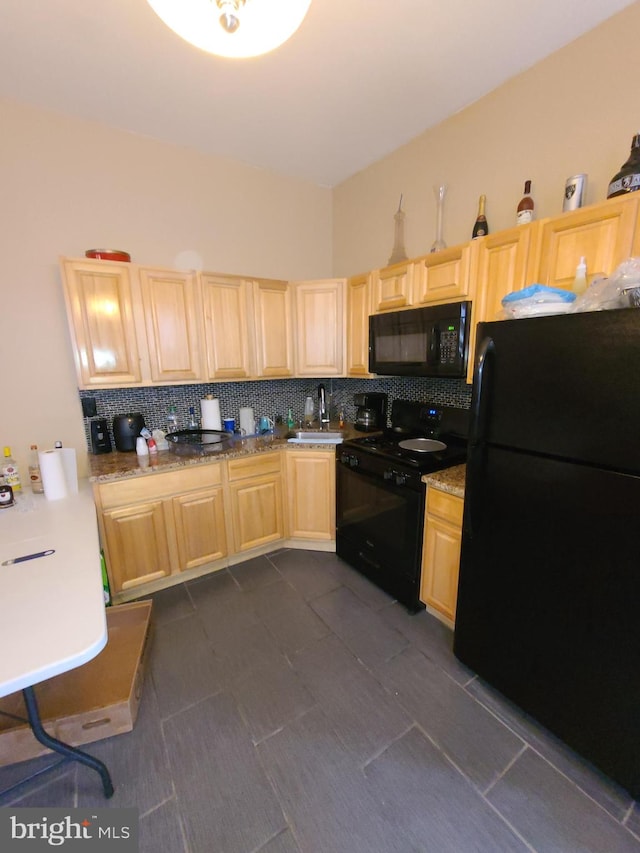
[22,685,114,799]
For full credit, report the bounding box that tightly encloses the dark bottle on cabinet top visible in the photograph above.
[516,180,534,225]
[472,194,489,238]
[607,133,640,198]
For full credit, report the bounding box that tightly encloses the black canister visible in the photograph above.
[113,413,146,452]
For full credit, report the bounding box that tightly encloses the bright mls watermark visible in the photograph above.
[0,809,138,850]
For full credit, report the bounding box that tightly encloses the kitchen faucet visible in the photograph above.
[318,384,330,428]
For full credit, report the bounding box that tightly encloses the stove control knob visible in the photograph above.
[383,469,394,480]
[395,473,407,486]
[349,455,360,468]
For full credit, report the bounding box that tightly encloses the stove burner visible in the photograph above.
[398,438,447,453]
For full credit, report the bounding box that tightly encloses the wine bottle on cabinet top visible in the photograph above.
[607,133,640,198]
[472,194,489,238]
[516,180,534,225]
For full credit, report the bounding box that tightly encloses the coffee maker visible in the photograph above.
[354,392,388,432]
[90,418,112,454]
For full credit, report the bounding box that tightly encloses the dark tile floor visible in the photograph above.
[2,549,639,852]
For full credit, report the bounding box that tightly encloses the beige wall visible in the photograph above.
[332,1,640,277]
[1,100,332,478]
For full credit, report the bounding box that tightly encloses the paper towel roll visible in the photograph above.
[201,397,222,431]
[38,450,68,501]
[239,406,255,436]
[57,447,78,495]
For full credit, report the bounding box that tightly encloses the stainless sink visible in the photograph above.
[288,430,343,444]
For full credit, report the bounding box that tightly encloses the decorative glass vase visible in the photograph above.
[430,184,447,253]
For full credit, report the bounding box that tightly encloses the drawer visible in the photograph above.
[226,450,281,481]
[426,487,463,526]
[97,462,222,509]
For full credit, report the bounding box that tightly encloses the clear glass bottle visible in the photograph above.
[607,133,640,198]
[516,181,534,225]
[304,396,314,427]
[188,406,199,429]
[2,446,21,492]
[29,444,44,493]
[166,405,179,433]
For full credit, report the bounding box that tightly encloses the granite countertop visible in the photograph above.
[422,463,466,499]
[89,423,362,484]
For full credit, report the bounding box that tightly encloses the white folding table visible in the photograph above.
[0,482,113,797]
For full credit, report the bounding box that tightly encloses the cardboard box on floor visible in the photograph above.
[0,600,152,766]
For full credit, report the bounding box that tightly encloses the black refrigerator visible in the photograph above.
[454,307,640,799]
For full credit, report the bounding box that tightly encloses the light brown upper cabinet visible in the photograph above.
[346,273,373,377]
[466,224,539,383]
[530,194,640,289]
[61,257,145,388]
[62,258,205,388]
[250,278,295,378]
[200,273,253,380]
[293,278,345,376]
[413,241,476,306]
[371,259,415,312]
[138,266,203,383]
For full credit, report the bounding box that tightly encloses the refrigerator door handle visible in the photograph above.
[469,335,495,447]
[465,335,495,539]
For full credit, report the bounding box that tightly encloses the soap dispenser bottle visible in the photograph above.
[573,257,588,295]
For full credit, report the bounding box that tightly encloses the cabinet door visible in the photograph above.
[294,279,345,376]
[346,273,372,377]
[371,261,414,312]
[285,451,335,540]
[413,242,476,305]
[201,274,253,380]
[420,489,463,624]
[229,474,284,552]
[61,258,143,388]
[531,195,640,289]
[138,267,203,382]
[421,517,462,623]
[467,224,537,383]
[251,279,294,377]
[103,500,173,593]
[173,486,227,570]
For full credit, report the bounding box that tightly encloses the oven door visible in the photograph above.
[336,457,425,611]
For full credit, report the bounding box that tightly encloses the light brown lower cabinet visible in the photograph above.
[172,486,227,571]
[96,448,338,602]
[420,487,464,625]
[227,453,284,553]
[284,450,335,542]
[94,463,228,598]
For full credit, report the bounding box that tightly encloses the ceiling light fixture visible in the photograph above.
[146,0,312,59]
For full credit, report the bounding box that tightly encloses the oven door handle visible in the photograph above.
[358,550,381,571]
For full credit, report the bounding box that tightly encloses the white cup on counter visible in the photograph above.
[239,407,256,436]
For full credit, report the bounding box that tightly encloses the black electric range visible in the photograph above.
[340,400,469,481]
[336,400,469,612]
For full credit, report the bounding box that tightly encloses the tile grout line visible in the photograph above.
[410,723,539,853]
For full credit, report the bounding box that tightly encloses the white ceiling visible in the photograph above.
[0,0,635,187]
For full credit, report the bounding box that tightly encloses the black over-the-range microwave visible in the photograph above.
[368,301,471,378]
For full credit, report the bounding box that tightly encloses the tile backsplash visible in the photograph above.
[79,377,471,450]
